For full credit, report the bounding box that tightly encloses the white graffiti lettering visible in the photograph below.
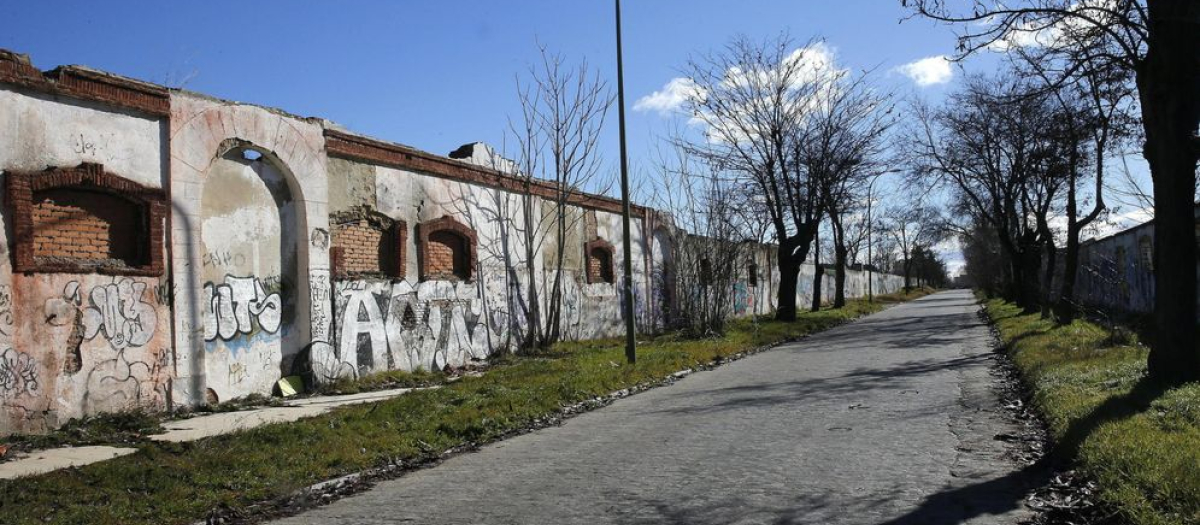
[49,279,159,350]
[203,275,283,342]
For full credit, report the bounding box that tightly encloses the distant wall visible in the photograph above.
[1048,206,1199,321]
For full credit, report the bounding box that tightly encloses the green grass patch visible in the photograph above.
[0,289,929,525]
[982,296,1200,525]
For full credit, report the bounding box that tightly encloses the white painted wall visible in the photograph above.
[0,88,164,187]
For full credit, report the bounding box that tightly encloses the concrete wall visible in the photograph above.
[0,65,172,434]
[1070,207,1200,320]
[0,49,907,434]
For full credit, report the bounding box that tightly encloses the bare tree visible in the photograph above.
[901,0,1200,385]
[507,47,613,350]
[908,74,1067,310]
[800,70,895,308]
[880,206,945,290]
[675,34,834,321]
[1014,40,1139,322]
[649,144,754,335]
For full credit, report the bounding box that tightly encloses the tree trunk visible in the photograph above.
[776,245,801,322]
[522,193,542,350]
[1139,1,1200,384]
[902,255,912,291]
[811,232,823,312]
[831,214,848,308]
[1041,238,1056,320]
[1055,226,1082,323]
[833,246,847,308]
[1018,238,1043,314]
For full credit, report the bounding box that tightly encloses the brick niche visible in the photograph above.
[585,238,615,284]
[418,216,476,281]
[329,209,405,279]
[6,163,165,276]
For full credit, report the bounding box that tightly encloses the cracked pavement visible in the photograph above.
[271,290,1040,525]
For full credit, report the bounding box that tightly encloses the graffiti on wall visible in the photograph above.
[0,348,39,397]
[202,275,283,342]
[326,278,510,379]
[33,277,173,417]
[733,281,754,316]
[45,279,158,350]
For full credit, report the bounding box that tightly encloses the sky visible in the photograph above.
[0,1,1148,275]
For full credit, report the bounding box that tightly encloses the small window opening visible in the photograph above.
[427,230,471,280]
[589,247,615,284]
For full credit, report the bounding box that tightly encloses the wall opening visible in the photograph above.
[585,238,615,285]
[6,162,165,276]
[199,146,300,394]
[427,230,470,280]
[33,188,144,265]
[330,210,405,279]
[418,216,477,282]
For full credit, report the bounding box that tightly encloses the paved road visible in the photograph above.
[273,290,1039,525]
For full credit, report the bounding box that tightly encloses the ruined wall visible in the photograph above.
[0,62,173,434]
[323,156,650,377]
[168,92,331,406]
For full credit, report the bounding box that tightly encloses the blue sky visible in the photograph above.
[0,1,988,183]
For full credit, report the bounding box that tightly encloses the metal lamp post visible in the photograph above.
[615,0,636,364]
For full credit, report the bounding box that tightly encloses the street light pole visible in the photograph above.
[867,179,874,302]
[615,0,636,364]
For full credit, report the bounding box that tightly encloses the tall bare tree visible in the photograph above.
[799,71,895,308]
[676,35,833,321]
[508,47,613,350]
[908,74,1067,310]
[1016,40,1138,322]
[902,0,1200,385]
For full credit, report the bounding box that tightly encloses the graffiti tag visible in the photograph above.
[203,275,283,341]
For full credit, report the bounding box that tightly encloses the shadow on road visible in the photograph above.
[651,353,991,416]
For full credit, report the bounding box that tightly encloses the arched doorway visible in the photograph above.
[198,147,300,400]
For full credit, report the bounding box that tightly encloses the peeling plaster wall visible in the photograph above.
[168,93,331,407]
[0,85,170,435]
[325,160,649,377]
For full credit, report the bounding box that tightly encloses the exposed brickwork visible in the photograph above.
[329,209,405,279]
[586,238,615,284]
[0,49,169,117]
[6,163,165,276]
[31,189,139,262]
[325,130,648,218]
[418,216,477,282]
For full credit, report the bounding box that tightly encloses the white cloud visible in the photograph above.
[634,77,702,115]
[893,56,953,87]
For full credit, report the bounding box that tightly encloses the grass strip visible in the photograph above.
[0,290,928,525]
[982,297,1200,525]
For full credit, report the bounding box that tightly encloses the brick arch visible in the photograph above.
[417,215,477,281]
[586,238,616,284]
